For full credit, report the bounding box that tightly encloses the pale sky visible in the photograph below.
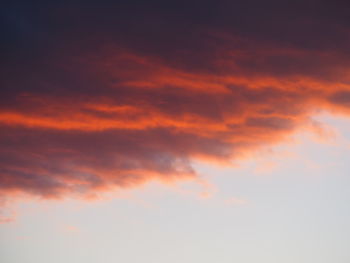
[1,114,350,263]
[2,2,350,262]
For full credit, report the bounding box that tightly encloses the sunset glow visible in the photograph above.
[1,1,350,262]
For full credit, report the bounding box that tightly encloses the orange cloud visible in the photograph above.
[2,1,350,202]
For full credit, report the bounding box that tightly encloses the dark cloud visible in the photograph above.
[329,90,350,108]
[1,0,350,199]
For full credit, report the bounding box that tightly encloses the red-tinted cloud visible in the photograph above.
[1,1,350,200]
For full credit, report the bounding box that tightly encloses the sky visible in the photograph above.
[1,1,350,262]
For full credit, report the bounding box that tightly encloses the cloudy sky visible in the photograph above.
[1,1,350,262]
